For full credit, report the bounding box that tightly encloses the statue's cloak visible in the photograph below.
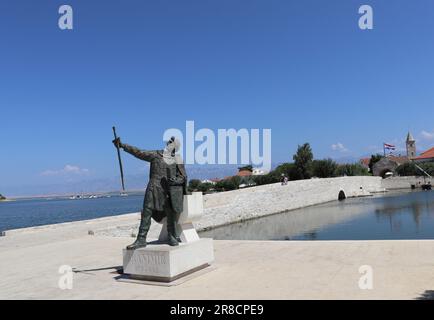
[122,144,187,222]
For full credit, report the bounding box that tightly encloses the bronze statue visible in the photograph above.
[112,136,187,250]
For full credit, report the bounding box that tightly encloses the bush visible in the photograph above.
[188,179,202,192]
[197,182,214,193]
[215,176,241,191]
[395,163,419,176]
[0,194,5,200]
[396,162,434,177]
[335,163,370,176]
[419,162,434,176]
[311,159,338,178]
[252,173,280,186]
[273,163,301,180]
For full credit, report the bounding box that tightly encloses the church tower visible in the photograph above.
[406,132,416,158]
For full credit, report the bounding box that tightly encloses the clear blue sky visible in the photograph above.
[1,0,434,193]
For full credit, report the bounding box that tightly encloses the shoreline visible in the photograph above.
[2,188,417,234]
[3,190,146,201]
[4,176,383,237]
[2,176,429,237]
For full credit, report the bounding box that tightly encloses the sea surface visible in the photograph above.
[200,190,434,240]
[0,193,144,232]
[2,190,434,240]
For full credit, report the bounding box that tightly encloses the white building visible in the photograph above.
[252,168,268,176]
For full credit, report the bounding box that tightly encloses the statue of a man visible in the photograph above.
[112,136,187,250]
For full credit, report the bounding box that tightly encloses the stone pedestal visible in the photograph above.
[122,238,214,282]
[158,192,203,243]
[122,192,214,282]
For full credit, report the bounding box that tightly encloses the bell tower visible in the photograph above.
[406,132,416,158]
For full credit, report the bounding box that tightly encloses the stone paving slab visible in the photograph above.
[1,229,434,299]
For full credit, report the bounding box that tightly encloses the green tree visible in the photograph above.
[273,163,301,180]
[239,176,256,187]
[0,194,5,200]
[395,163,419,176]
[335,163,369,176]
[311,159,338,178]
[214,180,225,191]
[197,182,214,193]
[252,173,280,186]
[293,143,313,179]
[369,154,383,173]
[420,163,434,176]
[227,176,241,190]
[396,162,434,177]
[188,179,202,192]
[215,176,242,191]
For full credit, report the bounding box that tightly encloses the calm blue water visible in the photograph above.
[200,190,434,241]
[2,190,434,240]
[0,194,145,232]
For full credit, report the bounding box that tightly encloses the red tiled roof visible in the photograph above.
[387,155,410,165]
[414,147,434,160]
[360,158,370,167]
[237,170,252,177]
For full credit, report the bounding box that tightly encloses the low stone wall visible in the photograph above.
[198,176,383,230]
[381,176,432,190]
[11,176,431,240]
[5,176,387,238]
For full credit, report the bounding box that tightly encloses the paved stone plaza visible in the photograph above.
[1,219,434,299]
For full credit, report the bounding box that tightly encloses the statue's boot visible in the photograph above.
[126,209,150,250]
[167,214,179,246]
[168,233,179,246]
[126,236,147,250]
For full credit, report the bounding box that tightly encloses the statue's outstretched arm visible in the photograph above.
[121,143,157,162]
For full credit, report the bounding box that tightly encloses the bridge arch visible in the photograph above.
[380,169,393,179]
[338,190,346,201]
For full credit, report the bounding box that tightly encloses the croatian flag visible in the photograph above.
[384,143,396,150]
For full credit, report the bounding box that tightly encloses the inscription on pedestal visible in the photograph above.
[133,252,168,273]
[122,239,214,282]
[124,250,170,275]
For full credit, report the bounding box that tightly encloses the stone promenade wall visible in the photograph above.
[5,176,386,238]
[94,176,384,237]
[381,176,432,190]
[196,176,384,231]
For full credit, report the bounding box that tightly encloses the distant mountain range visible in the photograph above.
[3,164,250,197]
[4,157,365,197]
